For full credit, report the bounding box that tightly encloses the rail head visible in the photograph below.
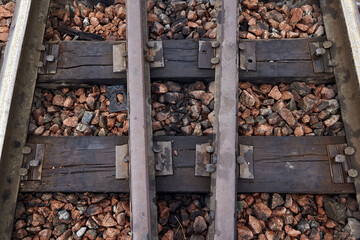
[339,0,360,94]
[0,0,32,164]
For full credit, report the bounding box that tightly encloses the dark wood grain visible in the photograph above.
[37,38,334,86]
[20,136,354,194]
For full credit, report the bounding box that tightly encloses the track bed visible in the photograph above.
[1,0,360,239]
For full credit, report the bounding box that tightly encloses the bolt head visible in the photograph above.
[348,169,358,178]
[334,154,346,163]
[205,164,216,173]
[155,163,164,172]
[211,42,220,48]
[30,159,41,167]
[344,146,355,156]
[322,41,333,49]
[238,43,245,50]
[46,55,55,62]
[19,168,28,176]
[22,146,32,155]
[211,57,220,64]
[146,41,155,48]
[153,144,162,153]
[206,146,214,153]
[315,48,326,56]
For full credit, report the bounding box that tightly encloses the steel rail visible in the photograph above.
[321,0,360,206]
[0,0,51,238]
[339,0,360,93]
[126,0,158,239]
[209,0,239,239]
[0,0,31,164]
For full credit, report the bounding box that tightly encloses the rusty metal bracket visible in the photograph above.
[154,141,173,176]
[38,44,59,74]
[327,144,353,183]
[113,42,127,73]
[22,144,45,181]
[239,41,256,71]
[106,85,127,113]
[195,143,213,177]
[147,41,164,68]
[116,144,129,180]
[198,41,217,69]
[238,144,254,179]
[309,41,333,73]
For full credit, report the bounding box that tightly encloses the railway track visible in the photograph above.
[0,0,360,239]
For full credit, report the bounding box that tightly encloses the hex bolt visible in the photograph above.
[46,55,55,62]
[124,155,130,163]
[206,146,214,153]
[146,41,155,48]
[238,43,245,50]
[22,146,32,155]
[153,144,162,153]
[348,169,358,178]
[327,59,338,67]
[237,156,245,164]
[155,163,164,172]
[344,146,356,156]
[334,154,346,163]
[211,57,220,64]
[146,55,155,62]
[211,41,220,48]
[30,159,40,167]
[205,164,216,173]
[315,48,326,56]
[322,41,333,49]
[19,168,28,176]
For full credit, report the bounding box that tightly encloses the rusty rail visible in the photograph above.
[209,0,239,239]
[126,0,158,239]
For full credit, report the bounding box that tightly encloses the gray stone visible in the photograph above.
[255,115,267,124]
[239,90,255,108]
[164,92,184,104]
[245,116,255,125]
[58,210,70,221]
[76,204,87,214]
[323,197,347,223]
[296,219,310,233]
[82,111,94,125]
[43,114,52,123]
[260,108,273,116]
[190,235,205,240]
[326,99,339,114]
[344,218,360,239]
[310,220,320,228]
[290,82,312,96]
[76,227,87,237]
[76,122,89,132]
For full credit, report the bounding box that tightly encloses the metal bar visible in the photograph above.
[0,0,51,238]
[339,0,360,92]
[209,0,239,239]
[320,0,360,206]
[0,0,31,164]
[126,0,158,239]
